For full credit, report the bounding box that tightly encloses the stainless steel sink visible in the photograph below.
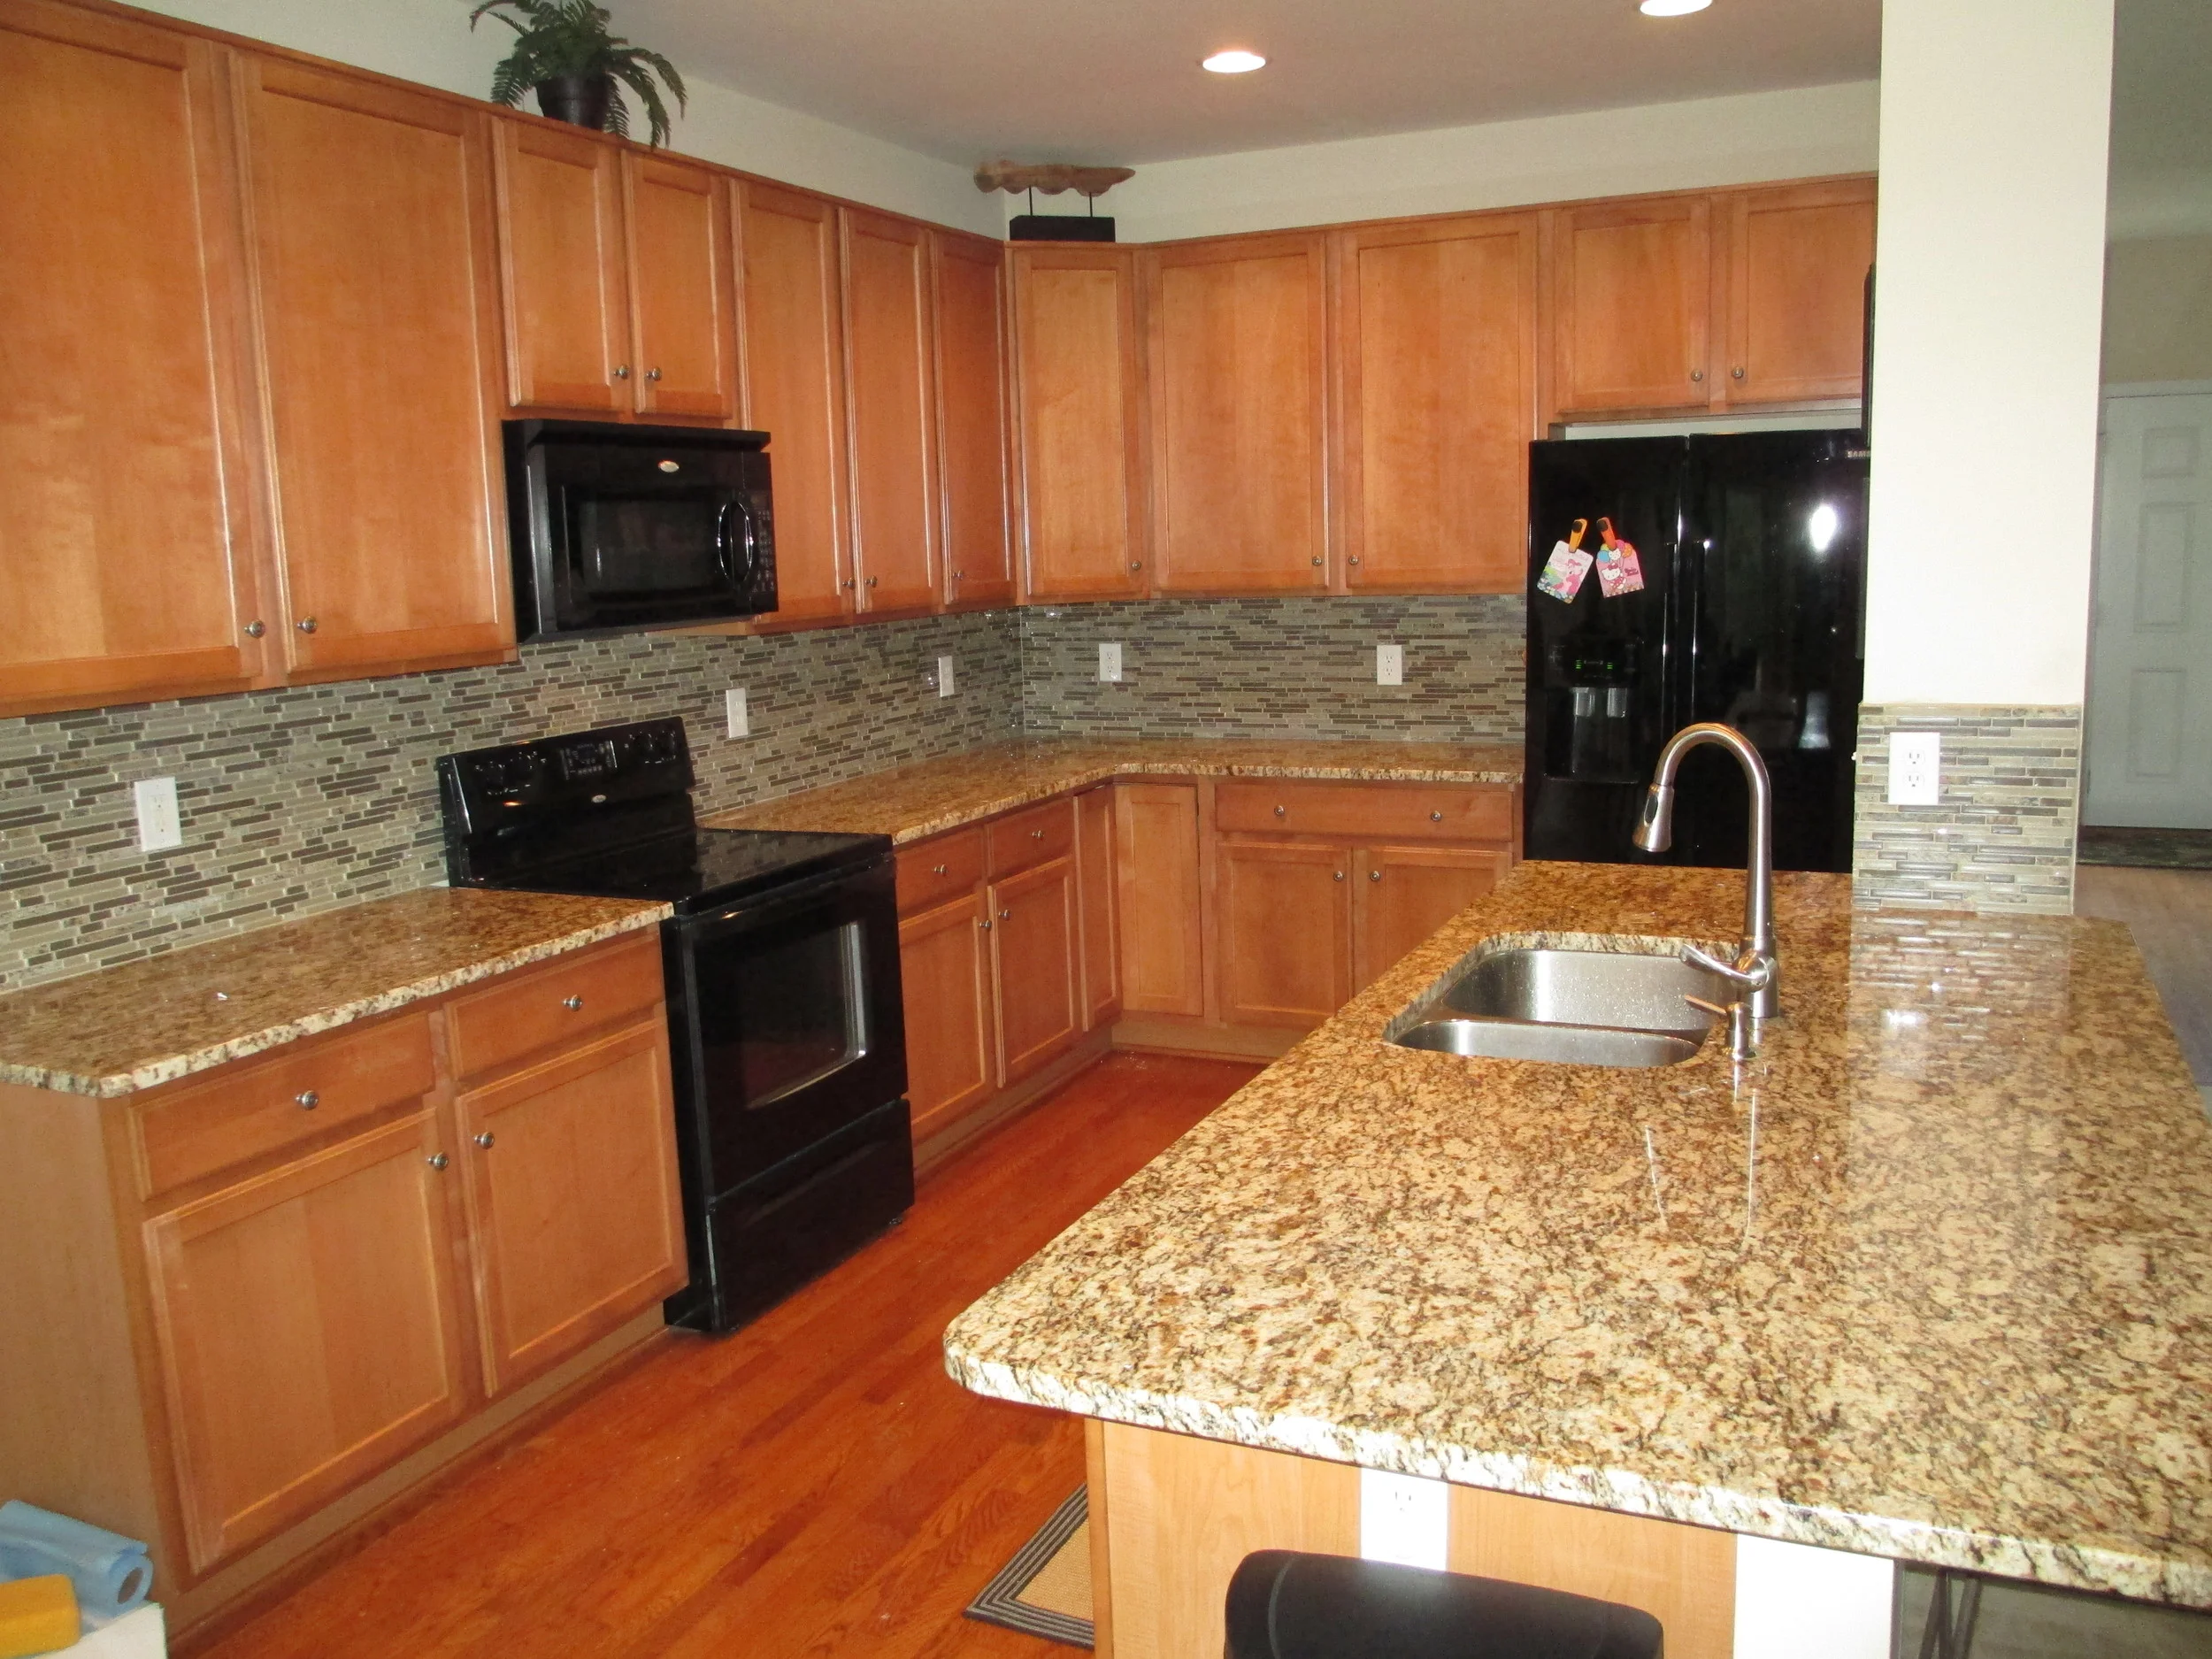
[1389,943,1725,1069]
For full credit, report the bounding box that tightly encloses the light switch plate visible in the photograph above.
[1376,643,1405,687]
[725,687,749,740]
[134,777,183,853]
[1098,642,1124,683]
[937,654,956,698]
[1887,732,1939,806]
[1359,1468,1448,1571]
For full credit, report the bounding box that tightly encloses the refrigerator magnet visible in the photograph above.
[1594,517,1646,598]
[1537,518,1594,603]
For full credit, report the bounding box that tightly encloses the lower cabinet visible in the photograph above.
[899,887,998,1142]
[1075,785,1122,1028]
[990,854,1080,1085]
[1218,841,1356,1028]
[1115,782,1207,1018]
[1354,845,1511,990]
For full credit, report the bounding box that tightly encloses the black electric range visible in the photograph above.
[438,718,912,1334]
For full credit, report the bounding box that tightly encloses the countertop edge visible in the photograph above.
[941,1341,2212,1607]
[3,903,672,1100]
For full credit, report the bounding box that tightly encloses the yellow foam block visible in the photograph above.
[0,1575,80,1658]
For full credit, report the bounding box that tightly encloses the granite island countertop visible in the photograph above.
[703,737,1522,844]
[944,862,2212,1605]
[0,887,671,1097]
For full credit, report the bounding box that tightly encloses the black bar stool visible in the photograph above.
[1224,1550,1665,1659]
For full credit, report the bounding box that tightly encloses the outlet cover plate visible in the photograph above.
[1099,642,1124,683]
[1888,732,1940,806]
[1359,1468,1448,1571]
[937,655,956,698]
[725,687,749,739]
[1377,643,1405,687]
[134,777,183,852]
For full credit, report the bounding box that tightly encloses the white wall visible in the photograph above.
[1043,81,1879,245]
[1862,1,2115,706]
[129,0,1002,235]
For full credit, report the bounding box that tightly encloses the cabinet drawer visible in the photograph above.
[1217,780,1513,844]
[134,1013,435,1198]
[446,933,664,1081]
[987,799,1076,878]
[895,826,986,914]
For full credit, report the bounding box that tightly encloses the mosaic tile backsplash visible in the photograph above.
[1851,705,2083,916]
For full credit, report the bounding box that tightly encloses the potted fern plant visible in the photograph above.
[470,0,687,147]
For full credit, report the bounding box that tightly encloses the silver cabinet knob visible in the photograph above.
[1690,369,1705,383]
[562,995,583,1011]
[999,908,1011,920]
[1732,366,1746,380]
[1310,556,1324,566]
[613,364,631,380]
[295,1089,319,1110]
[1333,870,1345,881]
[954,569,965,580]
[841,578,856,590]
[1273,804,1286,818]
[866,575,879,588]
[1030,828,1045,841]
[1347,557,1361,567]
[1369,869,1383,882]
[979,918,992,932]
[474,1132,495,1149]
[932,863,949,876]
[1430,810,1444,822]
[646,367,663,382]
[296,617,317,634]
[1128,561,1142,572]
[244,619,266,639]
[427,1152,449,1171]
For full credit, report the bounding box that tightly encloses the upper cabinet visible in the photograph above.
[1143,234,1329,593]
[0,0,266,718]
[1548,179,1876,421]
[1333,212,1540,595]
[840,208,941,614]
[1009,245,1149,602]
[932,230,1017,610]
[235,58,511,680]
[735,180,851,624]
[623,154,738,419]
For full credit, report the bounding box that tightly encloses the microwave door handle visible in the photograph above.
[718,495,761,588]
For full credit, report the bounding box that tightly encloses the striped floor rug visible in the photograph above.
[964,1486,1093,1648]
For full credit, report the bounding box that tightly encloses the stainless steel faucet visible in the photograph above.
[1632,722,1780,1021]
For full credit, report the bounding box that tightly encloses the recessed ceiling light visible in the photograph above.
[1201,49,1267,73]
[1640,0,1712,14]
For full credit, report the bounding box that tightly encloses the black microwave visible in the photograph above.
[505,419,778,641]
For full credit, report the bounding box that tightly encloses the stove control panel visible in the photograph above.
[436,718,697,857]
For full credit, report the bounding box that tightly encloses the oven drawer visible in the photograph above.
[895,826,986,914]
[987,799,1076,879]
[446,933,665,1082]
[1216,780,1514,844]
[134,1013,436,1198]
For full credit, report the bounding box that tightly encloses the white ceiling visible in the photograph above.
[618,0,1882,168]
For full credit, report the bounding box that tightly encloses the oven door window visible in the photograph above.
[726,918,868,1110]
[562,490,752,611]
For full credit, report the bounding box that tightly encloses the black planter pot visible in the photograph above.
[534,74,612,132]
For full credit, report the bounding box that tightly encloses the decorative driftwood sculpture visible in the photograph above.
[973,161,1135,199]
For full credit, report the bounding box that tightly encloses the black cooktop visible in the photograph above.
[503,826,889,918]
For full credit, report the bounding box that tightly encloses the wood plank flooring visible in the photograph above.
[2076,867,2212,1102]
[183,1053,1261,1659]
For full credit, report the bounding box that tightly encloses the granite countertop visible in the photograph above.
[944,862,2212,1606]
[702,737,1523,843]
[0,888,671,1098]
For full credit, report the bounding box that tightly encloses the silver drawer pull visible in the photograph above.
[475,1132,495,1149]
[1430,810,1444,822]
[999,908,1011,920]
[244,619,265,638]
[427,1152,449,1171]
[1370,870,1382,881]
[932,863,949,876]
[979,918,992,932]
[1273,804,1286,818]
[1030,828,1045,841]
[296,616,317,634]
[295,1089,319,1110]
[1333,870,1345,881]
[646,366,663,382]
[563,995,584,1011]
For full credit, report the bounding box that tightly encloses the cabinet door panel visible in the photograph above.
[990,855,1079,1086]
[1076,785,1122,1030]
[1218,841,1353,1029]
[457,1020,685,1397]
[841,208,939,612]
[492,119,627,413]
[899,892,996,1142]
[626,153,735,419]
[1338,215,1537,594]
[240,60,510,677]
[144,1113,467,1573]
[1010,247,1148,599]
[933,231,1015,608]
[1719,180,1877,406]
[1115,782,1206,1018]
[0,4,263,716]
[1354,845,1509,990]
[1551,196,1711,415]
[737,181,849,622]
[1148,234,1329,592]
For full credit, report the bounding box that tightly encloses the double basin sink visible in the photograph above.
[1389,941,1728,1068]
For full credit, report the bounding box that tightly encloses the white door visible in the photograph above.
[2086,391,2212,827]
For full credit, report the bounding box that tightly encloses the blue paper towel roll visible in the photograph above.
[0,1502,152,1619]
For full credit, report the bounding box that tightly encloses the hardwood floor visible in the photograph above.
[184,1053,1262,1659]
[2076,867,2212,1103]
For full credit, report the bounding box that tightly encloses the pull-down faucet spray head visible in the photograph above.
[1632,783,1676,854]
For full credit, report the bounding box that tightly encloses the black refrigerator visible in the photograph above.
[1523,431,1867,872]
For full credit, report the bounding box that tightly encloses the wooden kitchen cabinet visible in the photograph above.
[455,1018,686,1397]
[933,229,1018,609]
[0,0,268,718]
[1116,782,1207,1018]
[1333,212,1540,595]
[1353,844,1509,989]
[143,1108,469,1573]
[624,153,738,419]
[1549,194,1714,417]
[1145,234,1330,592]
[736,180,851,623]
[1009,245,1150,600]
[841,207,941,613]
[1075,785,1122,1029]
[1218,841,1355,1028]
[989,854,1081,1084]
[236,56,511,680]
[1716,179,1877,406]
[898,887,999,1142]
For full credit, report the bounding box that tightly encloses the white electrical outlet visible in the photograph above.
[134,777,183,853]
[725,687,749,739]
[1359,1469,1448,1571]
[1098,641,1124,683]
[937,654,956,698]
[1888,732,1940,806]
[1376,643,1405,687]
